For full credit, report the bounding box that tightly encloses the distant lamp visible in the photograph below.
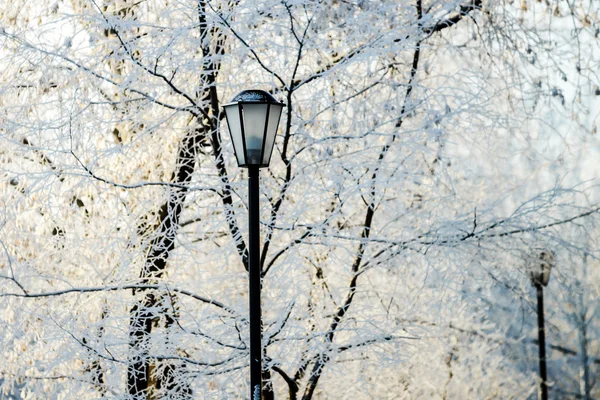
[529,249,555,400]
[223,90,285,167]
[530,250,554,287]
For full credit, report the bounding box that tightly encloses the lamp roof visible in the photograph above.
[226,90,284,105]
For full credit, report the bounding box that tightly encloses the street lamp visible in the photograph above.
[530,250,555,400]
[223,90,284,399]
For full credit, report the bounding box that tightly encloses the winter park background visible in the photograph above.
[1,1,600,399]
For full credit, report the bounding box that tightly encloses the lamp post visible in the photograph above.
[530,250,554,400]
[223,90,284,399]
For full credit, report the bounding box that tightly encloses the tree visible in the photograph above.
[1,0,599,398]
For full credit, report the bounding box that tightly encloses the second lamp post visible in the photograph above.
[223,90,284,400]
[530,250,554,400]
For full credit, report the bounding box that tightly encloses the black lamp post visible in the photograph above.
[530,250,554,400]
[223,90,284,399]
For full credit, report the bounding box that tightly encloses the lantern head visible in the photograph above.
[530,250,555,287]
[223,90,285,168]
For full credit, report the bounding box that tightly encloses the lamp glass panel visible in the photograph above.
[261,104,283,165]
[242,103,269,165]
[542,265,551,286]
[224,104,245,165]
